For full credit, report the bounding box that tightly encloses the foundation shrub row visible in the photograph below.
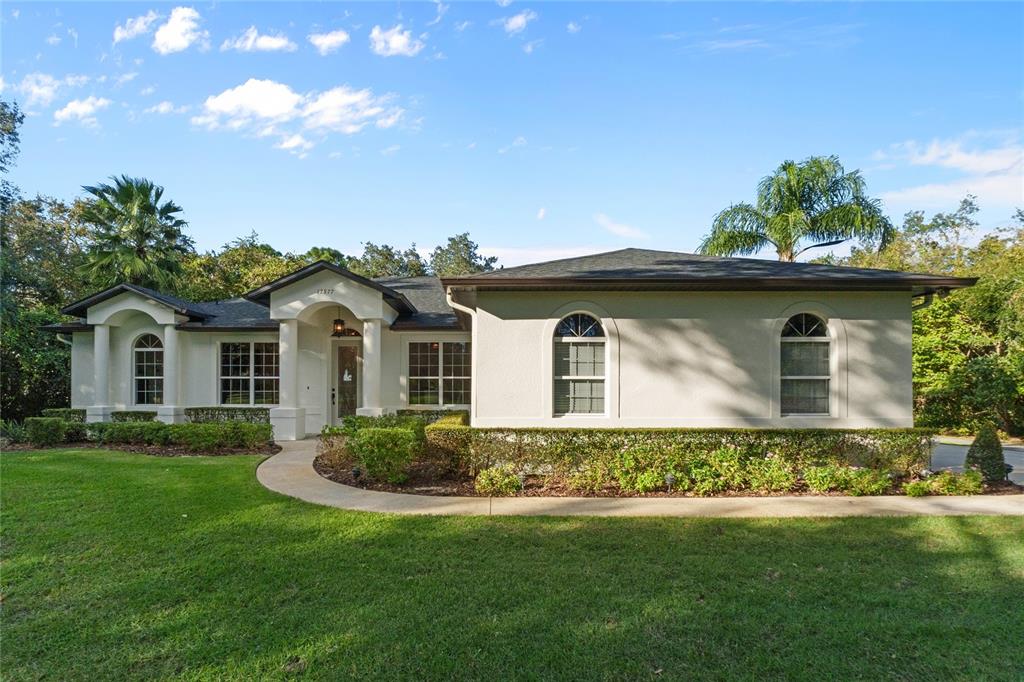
[22,418,273,451]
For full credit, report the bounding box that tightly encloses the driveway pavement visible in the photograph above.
[931,438,1024,484]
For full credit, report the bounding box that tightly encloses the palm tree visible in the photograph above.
[698,156,893,261]
[80,175,194,289]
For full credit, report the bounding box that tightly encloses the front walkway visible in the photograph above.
[257,441,1024,517]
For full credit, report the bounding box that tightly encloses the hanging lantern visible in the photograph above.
[331,318,346,337]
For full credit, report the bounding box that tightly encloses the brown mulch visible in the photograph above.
[2,442,281,457]
[313,453,1024,498]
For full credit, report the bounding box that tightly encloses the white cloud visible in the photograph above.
[115,72,138,86]
[11,9,19,19]
[114,10,160,44]
[144,100,187,114]
[426,0,449,27]
[193,78,404,151]
[594,213,648,239]
[876,132,1024,209]
[522,40,542,54]
[496,0,514,7]
[0,77,5,94]
[46,34,61,46]
[140,85,156,96]
[501,10,536,35]
[308,29,350,56]
[567,21,581,34]
[53,96,111,126]
[221,26,297,53]
[277,133,313,152]
[536,207,546,220]
[67,27,79,47]
[17,72,87,107]
[498,135,527,154]
[152,7,207,55]
[454,20,472,32]
[380,144,401,156]
[369,24,425,57]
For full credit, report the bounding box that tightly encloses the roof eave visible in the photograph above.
[242,260,417,314]
[61,283,209,320]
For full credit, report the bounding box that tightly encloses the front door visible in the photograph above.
[337,345,358,417]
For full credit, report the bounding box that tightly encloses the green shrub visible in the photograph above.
[396,409,469,424]
[745,456,798,493]
[41,408,86,422]
[87,421,272,451]
[965,424,1006,483]
[903,480,932,497]
[184,407,271,424]
[111,411,157,422]
[340,414,427,446]
[615,443,679,493]
[25,417,67,447]
[841,469,893,496]
[424,414,472,472]
[63,421,88,442]
[1,419,27,444]
[474,466,522,496]
[926,470,983,495]
[686,447,745,496]
[802,465,852,493]
[349,427,419,483]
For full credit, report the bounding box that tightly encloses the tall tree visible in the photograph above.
[1,100,26,223]
[180,233,311,301]
[698,155,893,261]
[79,175,194,290]
[349,242,427,278]
[428,232,497,276]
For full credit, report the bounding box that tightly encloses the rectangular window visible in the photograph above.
[780,340,829,415]
[220,342,279,405]
[554,340,605,415]
[408,341,471,406]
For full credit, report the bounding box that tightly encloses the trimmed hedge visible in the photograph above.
[88,421,273,451]
[348,427,419,483]
[111,411,157,422]
[184,407,271,424]
[424,426,934,480]
[424,413,472,472]
[25,417,67,447]
[396,409,469,424]
[41,408,86,422]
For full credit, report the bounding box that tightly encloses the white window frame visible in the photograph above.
[780,317,831,417]
[132,333,164,406]
[217,341,280,407]
[406,340,472,408]
[553,314,608,417]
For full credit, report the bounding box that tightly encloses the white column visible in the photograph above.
[357,318,384,416]
[157,324,183,424]
[87,323,111,422]
[270,318,305,440]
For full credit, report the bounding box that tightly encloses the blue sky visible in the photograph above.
[3,1,1022,265]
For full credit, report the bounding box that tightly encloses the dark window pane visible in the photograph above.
[555,313,604,338]
[782,313,828,338]
[781,342,829,376]
[409,378,439,405]
[781,379,829,414]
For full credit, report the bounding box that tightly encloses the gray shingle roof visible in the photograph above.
[61,283,210,319]
[374,276,462,330]
[442,248,976,295]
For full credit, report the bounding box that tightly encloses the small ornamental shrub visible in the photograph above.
[111,411,157,423]
[25,417,67,447]
[349,427,419,483]
[841,469,893,496]
[41,408,86,422]
[903,480,932,497]
[615,443,677,493]
[1,419,27,444]
[184,407,271,424]
[475,466,522,496]
[802,465,851,493]
[63,421,88,442]
[424,413,472,472]
[687,447,745,496]
[927,470,983,496]
[745,456,798,493]
[340,415,427,446]
[965,424,1006,483]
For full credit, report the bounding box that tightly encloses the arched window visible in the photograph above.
[780,313,830,415]
[553,313,605,415]
[134,334,164,405]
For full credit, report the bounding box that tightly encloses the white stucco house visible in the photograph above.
[46,248,975,440]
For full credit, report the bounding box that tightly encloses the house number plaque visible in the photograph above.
[316,288,335,295]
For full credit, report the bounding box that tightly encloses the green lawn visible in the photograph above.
[3,450,1023,681]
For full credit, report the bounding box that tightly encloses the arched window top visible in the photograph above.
[781,313,827,338]
[555,313,604,339]
[135,333,163,349]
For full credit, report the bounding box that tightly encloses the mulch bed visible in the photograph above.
[2,442,281,457]
[313,453,1023,498]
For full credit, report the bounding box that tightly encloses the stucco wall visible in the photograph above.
[471,290,913,428]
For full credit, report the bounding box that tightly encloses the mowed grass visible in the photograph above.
[2,450,1023,681]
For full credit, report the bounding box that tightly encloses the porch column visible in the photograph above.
[87,323,111,422]
[157,324,183,424]
[270,318,305,440]
[357,318,384,416]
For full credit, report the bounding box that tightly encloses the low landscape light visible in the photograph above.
[665,473,676,491]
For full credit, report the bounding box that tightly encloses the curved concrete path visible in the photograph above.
[257,440,1024,517]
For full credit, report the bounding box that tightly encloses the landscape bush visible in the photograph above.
[745,456,799,493]
[184,407,271,424]
[111,411,157,423]
[841,469,893,496]
[348,427,419,483]
[63,421,88,442]
[474,466,522,496]
[904,470,983,496]
[1,419,27,444]
[24,417,67,447]
[964,424,1006,482]
[802,465,852,493]
[40,408,86,422]
[424,413,472,472]
[88,421,272,451]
